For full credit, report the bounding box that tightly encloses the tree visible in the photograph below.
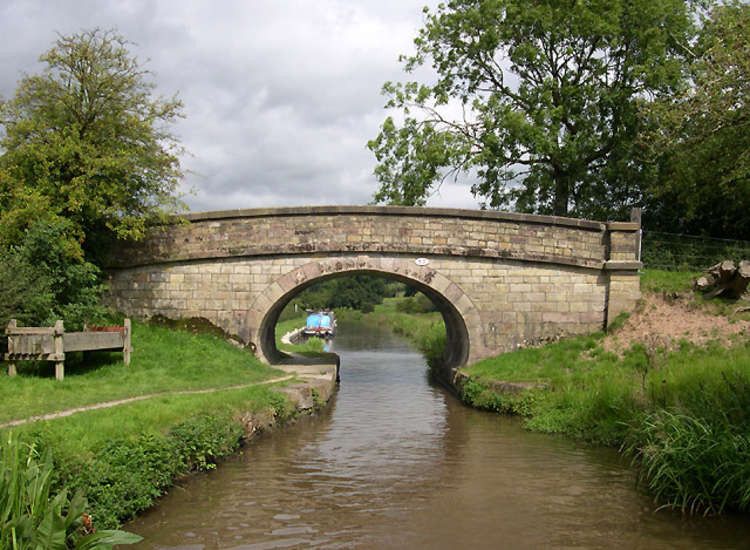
[368,0,697,218]
[641,1,749,239]
[0,29,184,328]
[0,28,185,260]
[0,217,107,330]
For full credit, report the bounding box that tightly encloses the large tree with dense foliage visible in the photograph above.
[0,29,185,327]
[368,0,697,218]
[641,1,749,239]
[0,28,185,257]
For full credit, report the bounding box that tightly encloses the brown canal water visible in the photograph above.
[128,321,749,549]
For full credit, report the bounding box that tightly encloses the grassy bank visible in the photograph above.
[0,321,283,423]
[458,270,750,515]
[461,335,750,515]
[0,321,300,534]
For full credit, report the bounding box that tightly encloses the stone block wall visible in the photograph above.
[106,206,642,366]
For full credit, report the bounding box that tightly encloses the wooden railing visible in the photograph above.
[4,319,131,381]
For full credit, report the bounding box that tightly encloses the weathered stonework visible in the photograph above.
[106,206,641,375]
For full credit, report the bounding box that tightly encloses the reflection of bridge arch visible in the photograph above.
[106,206,642,373]
[248,258,481,374]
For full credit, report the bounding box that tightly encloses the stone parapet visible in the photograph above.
[110,207,608,269]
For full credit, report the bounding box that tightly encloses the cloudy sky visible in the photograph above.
[0,0,479,213]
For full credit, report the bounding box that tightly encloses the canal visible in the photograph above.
[129,320,749,549]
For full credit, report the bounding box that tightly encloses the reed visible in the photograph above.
[623,362,750,515]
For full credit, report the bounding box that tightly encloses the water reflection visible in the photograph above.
[128,321,749,549]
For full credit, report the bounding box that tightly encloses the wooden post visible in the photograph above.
[631,207,643,262]
[6,319,17,377]
[81,321,88,364]
[123,318,132,366]
[54,320,65,381]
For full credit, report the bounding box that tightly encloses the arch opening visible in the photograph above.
[256,269,470,377]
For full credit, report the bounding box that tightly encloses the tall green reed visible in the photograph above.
[624,367,750,515]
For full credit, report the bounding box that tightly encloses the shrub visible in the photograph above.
[61,412,256,529]
[68,435,180,528]
[170,413,245,471]
[395,293,436,314]
[0,218,111,331]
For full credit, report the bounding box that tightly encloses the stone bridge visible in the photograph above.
[106,206,641,377]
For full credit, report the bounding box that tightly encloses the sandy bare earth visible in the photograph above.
[602,293,750,354]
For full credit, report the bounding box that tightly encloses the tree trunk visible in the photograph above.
[553,171,570,217]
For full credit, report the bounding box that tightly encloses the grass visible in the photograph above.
[640,269,701,294]
[4,384,293,460]
[0,321,284,424]
[464,332,606,383]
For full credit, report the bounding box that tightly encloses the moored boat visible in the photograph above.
[302,309,336,338]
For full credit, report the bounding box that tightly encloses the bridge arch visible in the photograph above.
[245,257,481,373]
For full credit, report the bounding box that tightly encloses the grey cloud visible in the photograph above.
[0,0,479,213]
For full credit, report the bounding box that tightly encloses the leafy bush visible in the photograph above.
[70,435,182,528]
[170,413,245,471]
[0,218,111,331]
[61,413,254,529]
[0,248,53,329]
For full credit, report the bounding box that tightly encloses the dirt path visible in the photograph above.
[0,375,294,429]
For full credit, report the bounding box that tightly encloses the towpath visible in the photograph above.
[0,375,294,429]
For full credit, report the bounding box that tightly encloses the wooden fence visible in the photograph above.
[4,319,131,381]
